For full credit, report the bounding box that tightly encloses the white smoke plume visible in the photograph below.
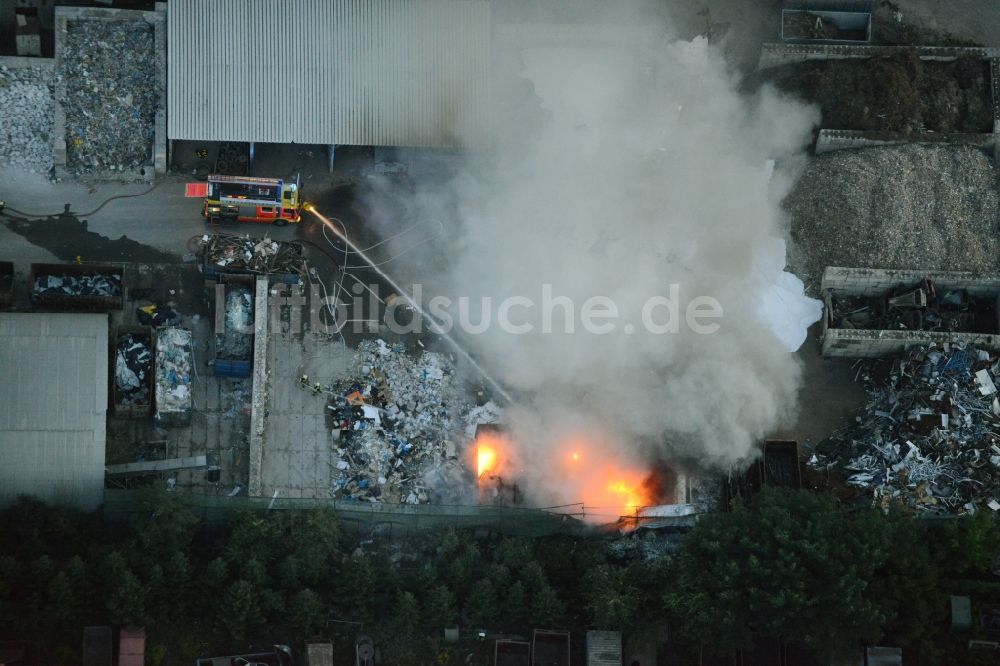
[363,6,820,509]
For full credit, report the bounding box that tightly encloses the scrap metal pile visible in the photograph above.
[324,339,487,504]
[811,344,1000,514]
[0,64,54,174]
[202,234,304,275]
[115,333,151,406]
[831,279,996,334]
[33,273,122,298]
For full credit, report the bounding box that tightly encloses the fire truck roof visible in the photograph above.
[207,174,282,186]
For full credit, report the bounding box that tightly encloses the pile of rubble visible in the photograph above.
[785,145,1000,292]
[154,327,193,426]
[115,333,151,406]
[811,344,1000,514]
[33,272,122,298]
[0,65,53,174]
[58,20,157,173]
[202,234,305,275]
[323,339,488,504]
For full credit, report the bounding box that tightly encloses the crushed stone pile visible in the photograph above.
[58,20,157,173]
[785,145,1000,292]
[0,65,54,173]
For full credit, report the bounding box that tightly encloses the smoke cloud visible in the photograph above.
[363,6,820,510]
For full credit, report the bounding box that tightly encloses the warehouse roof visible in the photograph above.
[0,313,108,510]
[167,0,491,147]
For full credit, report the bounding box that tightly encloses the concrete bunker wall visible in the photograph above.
[820,266,1000,357]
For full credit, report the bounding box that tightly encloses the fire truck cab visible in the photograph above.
[203,174,302,226]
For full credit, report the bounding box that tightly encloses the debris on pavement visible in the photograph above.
[810,344,1000,514]
[201,234,305,275]
[33,272,123,298]
[154,327,193,427]
[58,20,157,173]
[786,145,1000,292]
[137,303,180,327]
[323,339,490,504]
[115,332,151,407]
[0,65,54,174]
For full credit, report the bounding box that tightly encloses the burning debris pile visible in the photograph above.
[325,340,492,504]
[830,278,997,334]
[201,234,304,275]
[811,344,1000,513]
[114,333,151,407]
[33,272,122,298]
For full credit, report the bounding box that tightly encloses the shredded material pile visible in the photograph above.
[33,273,122,297]
[786,145,1000,292]
[154,327,193,426]
[811,344,1000,514]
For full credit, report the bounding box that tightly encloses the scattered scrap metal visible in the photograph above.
[115,333,151,407]
[810,343,1000,514]
[201,234,304,275]
[830,278,996,334]
[154,327,193,427]
[320,339,492,504]
[33,272,122,298]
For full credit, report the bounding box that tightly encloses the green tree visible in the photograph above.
[467,579,497,625]
[287,588,325,636]
[531,583,565,627]
[101,551,147,626]
[666,488,888,658]
[424,584,457,629]
[583,563,640,629]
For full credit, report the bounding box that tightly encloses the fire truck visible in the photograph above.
[203,174,303,226]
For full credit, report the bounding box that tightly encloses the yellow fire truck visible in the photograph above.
[203,174,303,226]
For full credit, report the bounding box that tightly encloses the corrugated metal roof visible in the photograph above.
[167,0,491,147]
[0,313,107,510]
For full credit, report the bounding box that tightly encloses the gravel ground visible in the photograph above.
[58,20,156,173]
[0,66,54,174]
[785,144,1000,292]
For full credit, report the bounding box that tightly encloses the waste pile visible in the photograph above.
[154,327,193,427]
[58,20,157,173]
[830,278,997,334]
[0,65,54,174]
[810,344,1000,514]
[115,333,151,406]
[202,234,305,275]
[217,286,253,359]
[783,12,867,41]
[785,145,1000,292]
[762,53,993,133]
[33,273,122,298]
[324,339,487,504]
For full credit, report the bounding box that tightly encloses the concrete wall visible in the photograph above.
[51,5,166,182]
[758,42,1000,69]
[820,266,1000,357]
[815,128,995,154]
[248,277,269,497]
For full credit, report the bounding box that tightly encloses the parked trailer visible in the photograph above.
[154,327,193,427]
[111,326,154,419]
[0,262,12,309]
[210,275,254,378]
[30,262,124,311]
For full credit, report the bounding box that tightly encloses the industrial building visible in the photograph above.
[0,312,108,510]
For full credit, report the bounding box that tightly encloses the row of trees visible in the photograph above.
[1,489,999,664]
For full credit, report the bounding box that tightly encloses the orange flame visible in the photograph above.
[477,444,496,478]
